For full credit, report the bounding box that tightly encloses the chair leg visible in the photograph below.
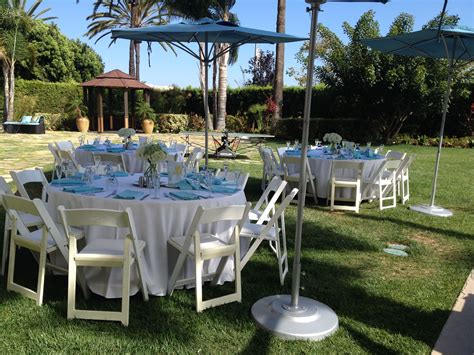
[121,258,131,326]
[355,184,361,214]
[195,256,204,312]
[1,222,10,276]
[68,241,78,320]
[36,248,47,306]
[7,236,17,293]
[167,249,188,296]
[330,181,336,211]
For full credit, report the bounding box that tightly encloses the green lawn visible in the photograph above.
[0,132,473,353]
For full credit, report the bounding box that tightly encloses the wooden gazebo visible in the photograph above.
[80,69,152,133]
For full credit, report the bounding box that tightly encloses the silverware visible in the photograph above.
[139,193,150,201]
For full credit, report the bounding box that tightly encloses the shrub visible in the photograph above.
[35,112,74,131]
[247,104,267,132]
[13,93,38,121]
[187,113,205,131]
[225,114,246,133]
[391,134,473,148]
[156,113,188,133]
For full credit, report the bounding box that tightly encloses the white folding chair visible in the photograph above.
[57,149,83,172]
[395,154,414,205]
[240,188,298,286]
[175,143,188,155]
[167,203,251,312]
[92,152,126,174]
[362,160,399,210]
[10,168,49,202]
[281,155,318,204]
[329,161,364,213]
[185,148,204,173]
[48,143,62,181]
[259,147,284,190]
[249,176,287,224]
[58,206,149,326]
[55,140,75,153]
[1,193,86,306]
[0,178,43,276]
[385,150,407,161]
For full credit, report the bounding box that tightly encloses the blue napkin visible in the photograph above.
[169,191,200,200]
[51,178,86,186]
[211,186,240,194]
[176,180,193,190]
[285,149,301,156]
[80,144,96,149]
[107,147,125,153]
[71,173,102,180]
[114,190,144,200]
[63,186,104,194]
[80,146,105,152]
[110,171,128,177]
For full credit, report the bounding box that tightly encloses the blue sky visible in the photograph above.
[37,0,473,87]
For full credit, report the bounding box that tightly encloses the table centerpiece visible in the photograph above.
[118,128,136,150]
[323,132,343,153]
[136,142,167,183]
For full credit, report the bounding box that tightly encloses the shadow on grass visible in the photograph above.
[350,213,474,242]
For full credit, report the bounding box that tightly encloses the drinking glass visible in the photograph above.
[106,175,118,193]
[55,162,64,184]
[367,142,372,149]
[206,170,213,197]
[234,169,241,189]
[294,139,299,149]
[223,162,228,180]
[378,145,385,155]
[151,171,160,199]
[93,155,101,171]
[86,166,95,188]
[104,161,113,177]
[286,141,291,150]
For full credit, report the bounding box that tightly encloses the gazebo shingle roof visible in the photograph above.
[80,69,151,90]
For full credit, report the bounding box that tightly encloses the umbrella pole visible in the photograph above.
[204,38,210,167]
[411,58,454,217]
[251,0,338,340]
[429,60,454,207]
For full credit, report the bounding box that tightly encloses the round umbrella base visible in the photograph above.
[410,204,453,217]
[251,294,338,341]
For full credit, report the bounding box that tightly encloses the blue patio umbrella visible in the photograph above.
[361,26,474,217]
[111,18,306,165]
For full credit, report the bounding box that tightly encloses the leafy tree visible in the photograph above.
[16,21,103,82]
[87,0,172,80]
[243,50,275,87]
[289,10,469,143]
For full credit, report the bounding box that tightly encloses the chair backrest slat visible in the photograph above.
[10,168,48,201]
[330,161,364,180]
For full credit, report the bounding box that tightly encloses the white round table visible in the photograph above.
[46,174,247,298]
[75,145,182,173]
[277,147,385,199]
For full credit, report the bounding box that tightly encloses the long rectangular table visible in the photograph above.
[181,131,274,158]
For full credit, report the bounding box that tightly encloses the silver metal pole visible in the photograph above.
[290,0,320,309]
[204,36,210,166]
[429,57,454,207]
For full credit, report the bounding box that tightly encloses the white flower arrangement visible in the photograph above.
[117,128,136,139]
[136,142,166,163]
[323,132,343,145]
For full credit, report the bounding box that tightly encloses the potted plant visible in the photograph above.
[136,101,156,135]
[66,97,89,133]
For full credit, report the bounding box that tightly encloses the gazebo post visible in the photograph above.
[97,89,104,133]
[124,89,129,128]
[144,90,150,104]
[91,88,96,131]
[108,89,114,130]
[131,89,136,129]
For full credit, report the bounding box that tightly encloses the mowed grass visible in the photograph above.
[0,131,473,353]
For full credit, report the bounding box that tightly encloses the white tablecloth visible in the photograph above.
[46,175,247,298]
[277,147,385,199]
[75,145,183,173]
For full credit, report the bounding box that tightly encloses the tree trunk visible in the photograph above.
[199,42,213,130]
[212,50,218,130]
[217,46,229,131]
[129,41,135,78]
[7,60,15,121]
[2,63,9,121]
[135,41,140,81]
[272,0,286,133]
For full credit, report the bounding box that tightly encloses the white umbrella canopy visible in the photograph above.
[112,18,306,165]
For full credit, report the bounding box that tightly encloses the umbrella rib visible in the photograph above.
[388,37,436,58]
[456,36,472,62]
[211,35,266,61]
[148,32,201,60]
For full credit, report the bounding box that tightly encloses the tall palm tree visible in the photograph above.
[210,0,238,131]
[1,1,51,121]
[272,0,285,132]
[86,0,171,80]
